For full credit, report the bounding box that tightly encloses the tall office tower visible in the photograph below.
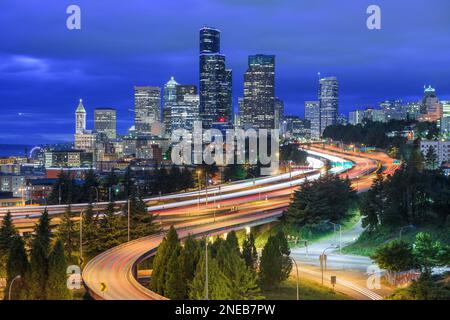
[421,85,439,114]
[171,94,200,132]
[176,85,197,102]
[349,110,364,125]
[241,54,276,130]
[380,100,405,121]
[134,86,161,135]
[75,99,86,134]
[94,108,117,139]
[199,27,232,128]
[163,77,179,136]
[319,77,338,135]
[442,101,450,118]
[274,98,284,129]
[305,101,320,140]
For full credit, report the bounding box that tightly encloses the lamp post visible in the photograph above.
[8,275,21,300]
[289,257,300,300]
[91,186,99,203]
[205,236,209,300]
[79,209,86,268]
[326,221,342,254]
[321,246,336,285]
[127,198,131,242]
[197,170,202,210]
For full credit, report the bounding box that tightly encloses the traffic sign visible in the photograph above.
[331,276,337,290]
[100,282,107,292]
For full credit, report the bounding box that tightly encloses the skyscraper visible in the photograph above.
[171,93,200,132]
[163,77,179,136]
[75,99,86,134]
[134,86,161,135]
[94,108,117,139]
[319,77,338,135]
[305,101,320,140]
[199,27,232,128]
[242,54,276,130]
[274,98,284,129]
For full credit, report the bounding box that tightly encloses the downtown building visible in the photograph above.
[199,27,232,129]
[94,108,117,139]
[305,101,320,140]
[319,77,338,135]
[241,54,276,130]
[134,86,161,135]
[162,77,179,136]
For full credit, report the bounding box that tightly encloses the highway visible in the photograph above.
[82,147,399,300]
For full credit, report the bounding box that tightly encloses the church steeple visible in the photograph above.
[75,98,86,134]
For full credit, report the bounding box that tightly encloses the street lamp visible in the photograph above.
[79,209,86,268]
[8,275,21,300]
[91,186,99,203]
[204,236,209,300]
[289,257,299,300]
[321,246,336,285]
[197,170,202,210]
[326,221,342,254]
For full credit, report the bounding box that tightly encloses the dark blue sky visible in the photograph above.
[0,0,449,145]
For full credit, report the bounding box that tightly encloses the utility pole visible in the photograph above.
[8,275,21,300]
[289,257,299,300]
[205,171,208,206]
[205,237,209,300]
[79,209,85,268]
[127,199,131,242]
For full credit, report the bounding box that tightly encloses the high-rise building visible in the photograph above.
[241,54,276,130]
[171,94,200,133]
[274,98,284,129]
[75,99,86,134]
[441,101,450,118]
[94,108,116,139]
[404,102,421,120]
[305,101,320,140]
[199,27,232,128]
[421,85,439,114]
[163,77,179,136]
[380,100,404,121]
[134,86,161,135]
[319,77,338,135]
[349,110,364,125]
[176,85,197,102]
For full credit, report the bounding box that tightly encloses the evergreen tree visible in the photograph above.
[424,146,438,170]
[242,232,258,272]
[181,234,201,283]
[46,240,71,300]
[82,169,99,203]
[57,205,76,261]
[34,209,52,257]
[259,232,292,288]
[371,240,416,272]
[5,236,29,300]
[150,226,181,295]
[225,231,240,256]
[189,251,231,300]
[96,201,127,253]
[259,235,282,288]
[27,239,48,300]
[214,239,261,299]
[82,203,98,258]
[164,250,186,299]
[413,232,441,273]
[127,193,159,240]
[0,211,18,276]
[361,175,385,232]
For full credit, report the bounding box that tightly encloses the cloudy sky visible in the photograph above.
[0,0,449,145]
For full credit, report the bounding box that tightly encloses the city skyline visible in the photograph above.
[1,0,450,145]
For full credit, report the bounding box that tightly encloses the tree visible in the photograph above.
[361,175,385,232]
[27,239,48,300]
[413,232,441,273]
[34,209,52,257]
[5,236,29,300]
[164,251,186,300]
[180,234,201,283]
[81,169,99,203]
[0,211,18,276]
[214,238,261,299]
[46,240,71,300]
[259,235,283,288]
[225,231,240,256]
[127,193,159,240]
[96,201,127,253]
[189,251,231,300]
[242,232,258,272]
[150,226,181,296]
[82,203,99,259]
[424,146,438,170]
[371,240,416,272]
[57,205,76,261]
